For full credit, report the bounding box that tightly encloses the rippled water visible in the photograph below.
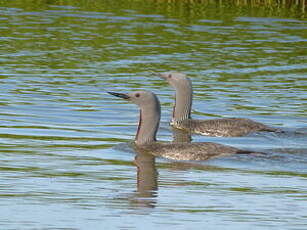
[0,1,307,229]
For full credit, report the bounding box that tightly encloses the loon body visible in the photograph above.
[108,90,260,161]
[158,72,280,137]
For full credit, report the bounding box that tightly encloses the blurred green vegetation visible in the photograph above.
[0,0,305,19]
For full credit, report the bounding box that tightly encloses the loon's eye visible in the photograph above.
[168,74,172,78]
[135,93,140,97]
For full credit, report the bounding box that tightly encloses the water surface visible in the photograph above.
[0,0,306,229]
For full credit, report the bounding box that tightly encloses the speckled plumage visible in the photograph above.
[133,141,254,161]
[172,118,279,137]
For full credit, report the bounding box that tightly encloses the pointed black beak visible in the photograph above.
[148,70,157,76]
[157,73,168,79]
[107,91,130,99]
[149,71,168,80]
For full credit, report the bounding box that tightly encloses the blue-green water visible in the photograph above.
[0,1,306,229]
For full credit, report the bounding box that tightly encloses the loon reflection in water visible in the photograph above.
[157,72,281,137]
[108,90,261,161]
[133,151,158,208]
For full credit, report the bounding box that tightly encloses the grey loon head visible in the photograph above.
[108,90,161,145]
[108,90,160,109]
[158,72,193,122]
[158,72,192,91]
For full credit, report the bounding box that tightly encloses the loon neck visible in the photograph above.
[135,102,161,145]
[172,84,193,123]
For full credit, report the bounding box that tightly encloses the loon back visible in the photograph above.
[172,117,280,137]
[134,141,257,161]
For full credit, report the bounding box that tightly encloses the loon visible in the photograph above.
[158,72,280,137]
[108,90,260,161]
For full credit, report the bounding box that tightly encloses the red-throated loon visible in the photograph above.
[158,72,280,137]
[108,90,261,161]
